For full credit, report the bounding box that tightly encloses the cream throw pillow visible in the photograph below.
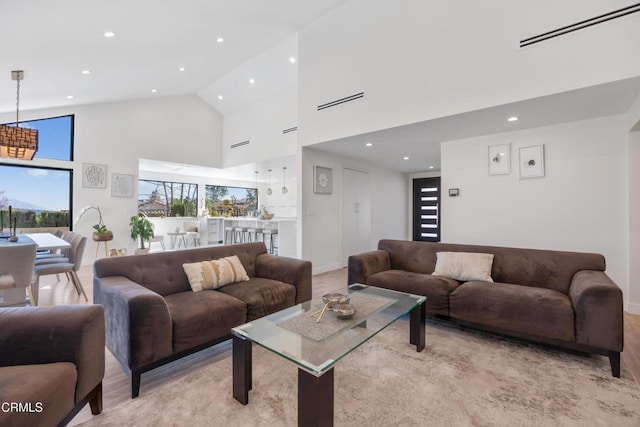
[183,255,250,292]
[432,252,494,282]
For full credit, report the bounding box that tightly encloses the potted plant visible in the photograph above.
[75,206,113,241]
[130,213,154,254]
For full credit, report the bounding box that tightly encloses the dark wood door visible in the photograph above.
[412,177,440,242]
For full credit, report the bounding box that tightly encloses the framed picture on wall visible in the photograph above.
[82,163,107,188]
[519,144,545,178]
[313,166,333,194]
[488,143,510,175]
[111,173,134,197]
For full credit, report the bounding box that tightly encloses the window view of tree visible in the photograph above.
[138,180,198,217]
[205,185,258,217]
[0,164,71,232]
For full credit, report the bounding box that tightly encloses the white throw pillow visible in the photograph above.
[432,252,494,282]
[183,255,250,292]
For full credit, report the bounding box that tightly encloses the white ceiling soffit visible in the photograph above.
[0,0,348,113]
[312,76,640,174]
[198,34,298,115]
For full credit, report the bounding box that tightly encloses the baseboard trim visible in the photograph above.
[627,302,640,315]
[312,263,342,276]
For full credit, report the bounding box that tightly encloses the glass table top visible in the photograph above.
[231,284,426,376]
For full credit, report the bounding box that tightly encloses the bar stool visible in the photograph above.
[233,227,248,244]
[246,228,259,242]
[262,229,278,255]
[224,226,234,245]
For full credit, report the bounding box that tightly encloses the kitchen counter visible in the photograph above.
[222,217,297,257]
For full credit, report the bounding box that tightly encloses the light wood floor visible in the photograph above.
[30,264,640,425]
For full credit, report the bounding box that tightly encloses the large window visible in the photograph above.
[138,179,198,217]
[0,164,72,231]
[1,115,74,161]
[205,185,257,217]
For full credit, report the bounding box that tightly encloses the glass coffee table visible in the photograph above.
[231,283,426,427]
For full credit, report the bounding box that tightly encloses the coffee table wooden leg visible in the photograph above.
[233,335,252,405]
[298,367,334,427]
[410,300,426,352]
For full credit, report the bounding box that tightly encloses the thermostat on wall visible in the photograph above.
[449,188,459,197]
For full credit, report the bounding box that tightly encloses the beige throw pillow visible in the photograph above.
[183,255,249,292]
[432,252,494,282]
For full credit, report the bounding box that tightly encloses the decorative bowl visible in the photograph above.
[322,293,350,307]
[333,303,356,319]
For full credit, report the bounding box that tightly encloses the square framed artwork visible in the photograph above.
[488,143,510,175]
[82,163,107,188]
[519,144,545,179]
[313,166,333,194]
[111,173,134,197]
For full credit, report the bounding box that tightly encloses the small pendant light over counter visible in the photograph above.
[281,167,288,194]
[267,169,273,195]
[254,170,259,194]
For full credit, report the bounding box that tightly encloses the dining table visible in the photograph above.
[24,233,71,251]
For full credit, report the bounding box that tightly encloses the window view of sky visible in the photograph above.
[0,165,70,211]
[3,115,73,161]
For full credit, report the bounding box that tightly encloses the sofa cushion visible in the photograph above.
[366,269,460,316]
[433,252,494,282]
[165,290,247,353]
[182,255,249,292]
[449,281,575,341]
[217,277,296,321]
[0,363,76,427]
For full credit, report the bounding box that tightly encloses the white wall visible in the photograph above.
[1,95,222,262]
[629,131,640,314]
[441,115,631,307]
[298,0,640,146]
[222,86,298,167]
[301,147,407,274]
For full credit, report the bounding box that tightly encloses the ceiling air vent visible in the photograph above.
[282,126,298,134]
[317,92,365,111]
[230,140,249,149]
[520,2,640,48]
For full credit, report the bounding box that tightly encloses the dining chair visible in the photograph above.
[183,221,200,247]
[31,234,88,305]
[0,243,37,306]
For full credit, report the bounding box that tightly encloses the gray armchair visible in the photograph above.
[0,305,105,427]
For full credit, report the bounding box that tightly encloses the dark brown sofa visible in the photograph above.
[0,305,105,427]
[348,239,624,377]
[93,242,312,398]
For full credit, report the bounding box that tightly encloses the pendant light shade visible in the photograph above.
[281,167,288,194]
[0,70,38,160]
[267,169,273,195]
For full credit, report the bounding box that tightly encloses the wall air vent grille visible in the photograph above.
[317,92,365,111]
[230,140,250,149]
[520,2,640,48]
[282,126,298,134]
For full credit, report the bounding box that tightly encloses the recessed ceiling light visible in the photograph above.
[81,70,91,75]
[217,37,224,43]
[104,31,115,38]
[151,89,157,93]
[66,95,74,99]
[217,95,223,100]
[507,116,519,122]
[429,166,434,169]
[289,57,296,63]
[249,78,255,84]
[178,67,186,72]
[403,156,410,160]
[365,142,373,147]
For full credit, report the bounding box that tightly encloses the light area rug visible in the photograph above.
[80,318,640,427]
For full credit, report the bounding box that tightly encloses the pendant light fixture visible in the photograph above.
[0,70,39,160]
[267,169,273,195]
[281,167,288,194]
[254,170,259,194]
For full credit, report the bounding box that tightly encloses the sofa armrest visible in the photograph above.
[569,270,623,352]
[255,254,312,304]
[348,250,391,285]
[93,276,173,371]
[0,305,105,404]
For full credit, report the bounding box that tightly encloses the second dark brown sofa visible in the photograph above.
[93,242,311,398]
[348,239,624,377]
